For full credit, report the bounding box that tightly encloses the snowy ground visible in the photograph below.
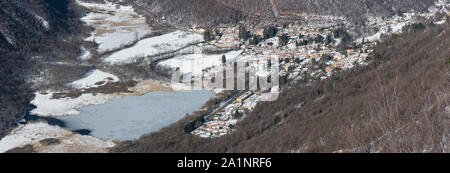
[31,79,185,117]
[159,50,243,75]
[0,122,115,153]
[70,69,120,89]
[31,69,122,117]
[78,46,92,61]
[76,0,152,53]
[31,92,119,117]
[360,21,409,42]
[358,0,449,43]
[103,31,204,64]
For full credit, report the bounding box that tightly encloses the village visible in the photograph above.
[0,0,448,154]
[191,23,374,138]
[190,1,449,138]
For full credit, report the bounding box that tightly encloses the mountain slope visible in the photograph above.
[0,0,89,138]
[129,0,438,28]
[276,0,436,21]
[130,0,243,28]
[0,0,87,51]
[113,21,449,153]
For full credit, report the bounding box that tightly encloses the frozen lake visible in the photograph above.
[58,90,213,141]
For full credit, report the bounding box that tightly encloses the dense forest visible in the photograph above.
[0,0,89,138]
[220,0,435,20]
[128,0,436,28]
[129,0,243,28]
[112,21,449,153]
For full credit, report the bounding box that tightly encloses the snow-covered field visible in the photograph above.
[360,21,409,42]
[31,69,122,117]
[0,122,115,153]
[70,69,120,89]
[76,0,152,53]
[159,50,243,75]
[31,92,119,117]
[31,79,183,117]
[359,0,449,43]
[103,31,204,64]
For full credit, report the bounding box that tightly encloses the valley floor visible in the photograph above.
[0,0,448,153]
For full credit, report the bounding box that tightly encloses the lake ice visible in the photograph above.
[58,90,213,141]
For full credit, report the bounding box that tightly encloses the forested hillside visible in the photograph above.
[222,0,436,20]
[128,0,437,28]
[113,21,449,153]
[0,0,89,138]
[130,0,243,28]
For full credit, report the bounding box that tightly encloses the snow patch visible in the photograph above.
[35,15,49,30]
[435,20,446,25]
[0,122,115,153]
[30,91,119,117]
[78,46,92,61]
[159,50,243,76]
[104,31,204,64]
[359,21,409,42]
[70,69,120,89]
[76,0,152,52]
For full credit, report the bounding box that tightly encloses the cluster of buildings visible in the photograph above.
[210,26,242,49]
[191,23,373,138]
[192,23,375,138]
[191,91,260,138]
[190,1,449,138]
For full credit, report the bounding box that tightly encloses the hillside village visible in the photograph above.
[190,23,373,138]
[0,0,448,153]
[189,1,449,138]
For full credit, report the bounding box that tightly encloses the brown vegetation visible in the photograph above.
[51,80,138,99]
[39,138,61,146]
[5,144,36,153]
